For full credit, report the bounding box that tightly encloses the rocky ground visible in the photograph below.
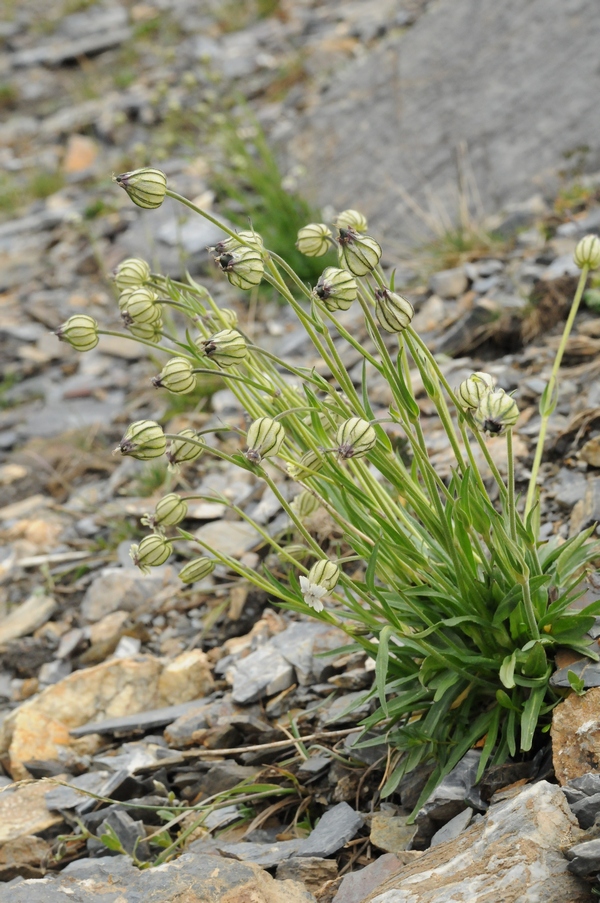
[3,1,600,901]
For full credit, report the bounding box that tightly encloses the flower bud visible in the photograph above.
[296,223,332,257]
[279,543,311,564]
[337,227,382,276]
[458,371,496,410]
[117,420,166,459]
[142,493,188,529]
[245,417,285,464]
[291,490,320,519]
[287,449,324,480]
[374,288,414,333]
[200,329,248,367]
[309,558,340,591]
[179,556,216,584]
[121,288,161,326]
[312,267,358,312]
[212,230,264,254]
[207,308,238,330]
[166,429,205,467]
[129,319,163,342]
[574,234,600,270]
[119,285,157,312]
[114,167,167,209]
[215,247,264,290]
[152,357,196,394]
[336,417,377,459]
[114,257,151,291]
[474,389,519,435]
[334,209,368,233]
[130,533,172,573]
[55,315,99,352]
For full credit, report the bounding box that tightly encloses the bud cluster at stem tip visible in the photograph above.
[574,234,600,270]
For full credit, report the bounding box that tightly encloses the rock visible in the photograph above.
[550,657,600,691]
[198,762,260,798]
[0,593,56,644]
[580,437,600,468]
[12,26,132,67]
[80,567,176,622]
[231,644,294,704]
[62,134,98,174]
[195,519,260,559]
[0,654,202,778]
[429,807,473,846]
[370,813,416,854]
[360,782,588,902]
[297,802,364,858]
[0,835,51,881]
[321,691,372,726]
[157,215,226,255]
[45,769,112,811]
[272,622,333,686]
[565,837,600,877]
[164,702,211,747]
[277,857,338,893]
[332,854,421,903]
[157,650,214,705]
[290,0,600,248]
[0,780,63,845]
[570,793,600,829]
[552,687,600,783]
[412,750,482,848]
[428,268,468,299]
[69,698,210,738]
[218,839,303,868]
[568,479,600,537]
[93,808,150,861]
[551,467,588,508]
[0,852,318,903]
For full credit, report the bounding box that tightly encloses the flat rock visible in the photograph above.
[428,268,468,299]
[333,854,421,903]
[157,650,214,705]
[0,593,56,644]
[297,802,364,858]
[370,813,416,854]
[218,838,303,868]
[0,852,317,903]
[277,857,338,892]
[0,780,63,845]
[360,782,588,903]
[0,835,51,881]
[552,687,600,783]
[195,519,260,560]
[272,621,333,686]
[231,644,294,704]
[80,567,176,622]
[69,698,209,738]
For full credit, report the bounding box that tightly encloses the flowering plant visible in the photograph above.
[57,169,600,815]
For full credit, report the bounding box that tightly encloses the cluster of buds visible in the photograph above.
[211,230,264,254]
[214,247,264,290]
[336,417,377,460]
[120,287,161,327]
[141,493,188,530]
[152,357,196,394]
[199,329,248,367]
[574,234,600,270]
[114,257,151,291]
[337,227,382,276]
[179,556,216,584]
[130,533,172,573]
[312,267,358,312]
[299,559,340,612]
[114,168,167,209]
[458,372,519,435]
[166,429,205,468]
[374,289,414,333]
[245,417,285,464]
[116,420,166,460]
[55,315,99,352]
[296,223,332,257]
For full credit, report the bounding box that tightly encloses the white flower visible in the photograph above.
[299,575,328,612]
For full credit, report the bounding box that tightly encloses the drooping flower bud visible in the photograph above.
[128,319,163,342]
[334,209,368,233]
[278,543,311,564]
[291,490,320,519]
[374,288,414,333]
[458,371,496,410]
[337,227,382,276]
[312,267,358,312]
[574,234,600,270]
[296,223,332,257]
[152,357,196,394]
[207,308,238,331]
[215,247,264,290]
[245,417,285,464]
[212,230,264,254]
[336,417,377,459]
[55,315,99,352]
[114,168,167,209]
[474,389,519,435]
[200,329,248,367]
[119,285,157,312]
[114,257,151,291]
[179,556,216,584]
[121,288,161,326]
[117,420,166,459]
[142,493,188,529]
[287,449,324,480]
[166,429,205,467]
[308,558,340,591]
[130,533,172,573]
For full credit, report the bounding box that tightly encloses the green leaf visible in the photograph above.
[539,381,558,418]
[499,651,517,689]
[365,538,381,593]
[567,670,586,696]
[520,641,548,678]
[376,626,393,716]
[520,686,546,751]
[99,825,123,852]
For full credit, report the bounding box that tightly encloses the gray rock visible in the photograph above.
[195,519,260,560]
[80,567,173,622]
[570,793,600,829]
[297,756,332,778]
[333,854,413,903]
[12,27,132,67]
[429,807,473,846]
[218,839,303,868]
[69,699,209,737]
[289,0,600,249]
[552,468,588,508]
[428,268,468,299]
[297,802,364,858]
[277,857,338,893]
[199,762,260,798]
[321,691,372,726]
[45,770,112,812]
[93,808,150,860]
[413,750,481,848]
[157,215,227,255]
[541,254,581,281]
[231,644,294,704]
[565,837,600,877]
[550,658,600,690]
[569,774,600,797]
[272,622,332,686]
[362,782,588,902]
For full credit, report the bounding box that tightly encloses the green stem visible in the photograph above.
[525,264,589,518]
[98,329,177,357]
[506,429,517,542]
